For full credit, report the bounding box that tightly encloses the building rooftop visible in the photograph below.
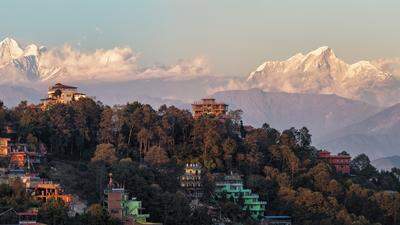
[192,98,228,106]
[318,150,351,158]
[265,215,291,219]
[49,83,77,90]
[185,163,202,169]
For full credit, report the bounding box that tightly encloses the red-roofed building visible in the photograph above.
[318,150,351,174]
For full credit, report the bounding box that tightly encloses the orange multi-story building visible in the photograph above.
[0,137,11,156]
[318,150,351,174]
[0,125,17,157]
[10,152,27,168]
[33,181,72,204]
[191,98,228,119]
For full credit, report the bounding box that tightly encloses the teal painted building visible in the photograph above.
[215,173,266,220]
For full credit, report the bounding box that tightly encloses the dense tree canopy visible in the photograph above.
[1,99,400,225]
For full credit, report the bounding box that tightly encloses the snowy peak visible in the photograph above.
[247,46,399,106]
[0,37,40,62]
[0,37,24,66]
[0,37,47,83]
[307,46,333,56]
[303,46,337,64]
[24,44,40,57]
[248,46,341,80]
[0,37,22,52]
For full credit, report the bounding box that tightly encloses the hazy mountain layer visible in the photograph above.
[0,85,42,106]
[212,89,380,139]
[318,103,400,158]
[372,156,400,171]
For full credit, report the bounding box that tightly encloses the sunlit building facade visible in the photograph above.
[191,98,228,119]
[41,83,86,108]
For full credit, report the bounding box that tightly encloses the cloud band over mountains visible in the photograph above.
[0,37,211,83]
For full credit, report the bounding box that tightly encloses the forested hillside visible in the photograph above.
[1,99,400,225]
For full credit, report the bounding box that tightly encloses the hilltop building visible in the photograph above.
[191,98,228,119]
[33,181,73,204]
[41,83,86,108]
[318,150,351,174]
[215,173,266,220]
[104,174,161,225]
[180,163,203,199]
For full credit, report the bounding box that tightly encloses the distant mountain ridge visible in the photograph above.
[247,46,400,106]
[212,89,381,139]
[0,85,42,106]
[372,156,400,171]
[318,103,400,158]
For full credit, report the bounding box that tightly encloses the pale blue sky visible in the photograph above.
[1,0,399,76]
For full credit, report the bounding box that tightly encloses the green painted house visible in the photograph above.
[215,173,267,220]
[123,197,150,223]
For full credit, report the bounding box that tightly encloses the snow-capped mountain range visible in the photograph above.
[247,46,400,106]
[0,37,59,82]
[2,37,399,107]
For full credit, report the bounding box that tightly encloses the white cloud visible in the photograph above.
[0,37,212,83]
[206,78,250,95]
[36,44,211,82]
[138,56,210,80]
[38,45,139,81]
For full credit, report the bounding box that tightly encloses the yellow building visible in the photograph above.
[180,163,203,199]
[41,83,86,108]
